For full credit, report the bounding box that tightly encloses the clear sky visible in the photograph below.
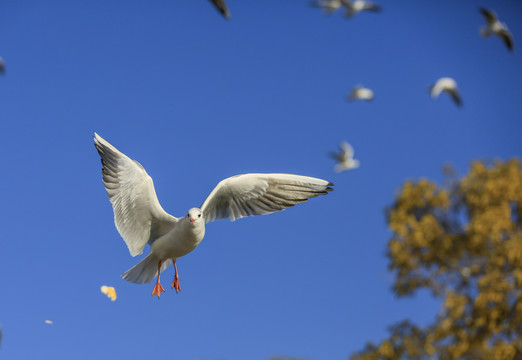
[0,1,520,359]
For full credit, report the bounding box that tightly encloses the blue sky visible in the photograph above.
[0,0,520,359]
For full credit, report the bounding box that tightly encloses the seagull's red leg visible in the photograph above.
[151,260,165,298]
[171,259,181,293]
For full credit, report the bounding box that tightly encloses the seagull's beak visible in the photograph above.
[190,218,196,224]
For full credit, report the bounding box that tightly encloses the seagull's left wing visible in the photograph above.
[201,173,333,223]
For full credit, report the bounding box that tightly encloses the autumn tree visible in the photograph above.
[350,159,522,360]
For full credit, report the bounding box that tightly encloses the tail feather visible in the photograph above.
[122,254,172,284]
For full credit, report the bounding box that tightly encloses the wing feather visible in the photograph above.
[94,133,177,256]
[201,173,333,223]
[479,7,496,25]
[210,0,230,19]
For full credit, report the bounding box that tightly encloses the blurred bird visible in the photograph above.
[347,85,374,102]
[330,141,360,172]
[310,0,343,15]
[44,320,53,325]
[210,0,230,19]
[100,285,117,301]
[429,77,462,107]
[479,7,513,52]
[94,133,333,298]
[0,57,5,74]
[342,0,381,18]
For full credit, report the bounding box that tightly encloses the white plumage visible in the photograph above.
[329,141,360,173]
[347,85,374,102]
[479,7,513,52]
[342,0,381,18]
[429,77,462,107]
[94,133,333,297]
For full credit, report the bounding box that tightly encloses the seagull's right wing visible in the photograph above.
[94,133,177,256]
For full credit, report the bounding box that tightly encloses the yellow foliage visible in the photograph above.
[351,159,522,360]
[378,340,394,358]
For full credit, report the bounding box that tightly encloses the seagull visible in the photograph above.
[341,0,381,18]
[429,77,462,107]
[0,57,5,74]
[210,0,230,19]
[94,133,333,298]
[310,0,343,15]
[329,141,360,172]
[479,7,513,52]
[347,85,374,102]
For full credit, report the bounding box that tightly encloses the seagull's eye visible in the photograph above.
[198,214,201,218]
[187,213,189,218]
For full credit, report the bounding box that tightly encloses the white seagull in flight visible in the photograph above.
[347,85,374,102]
[94,133,333,298]
[429,77,462,107]
[329,141,360,172]
[479,7,513,52]
[342,0,381,18]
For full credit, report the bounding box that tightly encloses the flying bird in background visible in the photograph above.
[347,85,374,102]
[94,133,333,298]
[329,141,360,173]
[479,7,513,52]
[342,0,381,18]
[429,77,462,107]
[310,0,343,15]
[210,0,230,19]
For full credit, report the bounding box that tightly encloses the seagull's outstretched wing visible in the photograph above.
[499,30,514,51]
[362,3,381,12]
[201,173,333,223]
[340,141,354,158]
[447,88,463,106]
[94,133,177,256]
[479,7,497,25]
[210,0,230,19]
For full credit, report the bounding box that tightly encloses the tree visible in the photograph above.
[350,159,522,360]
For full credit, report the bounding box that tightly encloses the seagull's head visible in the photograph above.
[186,208,203,225]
